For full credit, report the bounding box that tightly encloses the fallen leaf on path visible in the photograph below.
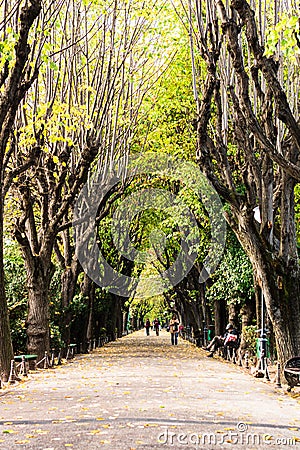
[32,429,49,435]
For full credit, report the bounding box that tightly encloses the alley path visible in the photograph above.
[0,330,300,449]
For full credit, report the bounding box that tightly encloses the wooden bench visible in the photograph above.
[66,343,77,359]
[14,354,38,371]
[284,357,300,391]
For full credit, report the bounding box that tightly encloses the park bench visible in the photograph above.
[221,333,240,364]
[66,343,77,359]
[223,341,239,363]
[14,354,38,372]
[284,357,300,392]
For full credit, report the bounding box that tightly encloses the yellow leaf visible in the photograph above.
[32,429,49,434]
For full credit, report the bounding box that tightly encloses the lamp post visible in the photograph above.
[258,288,270,380]
[253,205,270,380]
[203,320,208,347]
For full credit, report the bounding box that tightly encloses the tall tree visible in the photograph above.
[0,0,42,380]
[187,0,300,364]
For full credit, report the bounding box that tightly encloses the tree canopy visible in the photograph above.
[1,0,300,378]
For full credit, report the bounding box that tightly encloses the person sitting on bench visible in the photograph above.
[204,323,238,358]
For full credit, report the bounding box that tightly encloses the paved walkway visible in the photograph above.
[0,330,300,449]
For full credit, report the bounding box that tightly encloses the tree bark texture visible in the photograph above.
[26,269,51,361]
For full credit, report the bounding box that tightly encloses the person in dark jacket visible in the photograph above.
[154,318,160,336]
[169,315,180,345]
[145,318,151,336]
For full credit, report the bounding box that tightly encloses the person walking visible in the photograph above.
[154,318,160,336]
[169,315,180,345]
[145,318,151,336]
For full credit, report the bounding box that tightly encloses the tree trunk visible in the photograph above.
[86,283,95,345]
[114,296,124,338]
[239,295,256,352]
[214,298,227,336]
[228,302,240,330]
[240,296,256,329]
[60,259,81,344]
[25,257,54,362]
[79,274,94,352]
